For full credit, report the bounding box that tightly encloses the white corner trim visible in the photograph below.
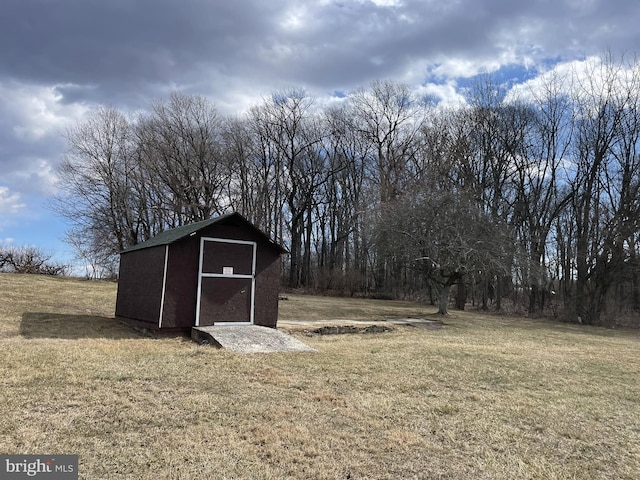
[158,244,169,328]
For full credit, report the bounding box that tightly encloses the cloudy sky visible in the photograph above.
[1,0,639,267]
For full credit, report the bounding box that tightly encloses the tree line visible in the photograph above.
[54,53,640,326]
[0,245,68,276]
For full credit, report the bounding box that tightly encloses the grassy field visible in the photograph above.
[1,273,639,479]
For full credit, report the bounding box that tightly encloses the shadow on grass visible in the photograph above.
[21,312,143,340]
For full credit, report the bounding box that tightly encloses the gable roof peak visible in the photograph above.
[120,212,286,254]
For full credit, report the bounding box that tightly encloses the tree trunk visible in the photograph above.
[575,233,589,323]
[455,281,466,310]
[529,283,539,314]
[302,207,313,287]
[481,276,489,310]
[495,275,503,311]
[438,283,451,315]
[633,264,640,311]
[289,220,302,288]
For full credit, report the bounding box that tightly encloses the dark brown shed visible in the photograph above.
[115,212,286,333]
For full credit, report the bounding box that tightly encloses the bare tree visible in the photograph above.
[51,65,640,321]
[222,116,261,222]
[457,79,531,309]
[583,55,640,323]
[351,80,427,293]
[55,95,232,266]
[378,188,513,314]
[0,245,68,275]
[136,92,231,226]
[509,71,574,313]
[568,54,632,323]
[314,104,370,292]
[64,230,118,279]
[251,89,331,287]
[53,105,140,265]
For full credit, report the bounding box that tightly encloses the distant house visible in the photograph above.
[115,212,286,333]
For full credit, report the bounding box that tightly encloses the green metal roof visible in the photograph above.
[120,212,286,254]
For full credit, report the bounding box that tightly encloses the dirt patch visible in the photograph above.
[304,324,395,336]
[279,317,444,335]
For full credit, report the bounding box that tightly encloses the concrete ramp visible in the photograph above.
[191,325,316,354]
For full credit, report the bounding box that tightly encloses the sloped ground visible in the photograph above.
[1,273,639,479]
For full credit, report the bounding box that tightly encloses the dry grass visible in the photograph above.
[277,293,431,322]
[1,273,639,479]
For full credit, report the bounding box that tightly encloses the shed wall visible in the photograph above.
[161,236,200,329]
[253,256,281,328]
[116,215,283,331]
[161,221,282,329]
[208,223,282,327]
[115,246,165,325]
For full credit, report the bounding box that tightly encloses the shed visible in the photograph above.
[115,212,286,333]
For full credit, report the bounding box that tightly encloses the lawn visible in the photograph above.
[0,273,639,479]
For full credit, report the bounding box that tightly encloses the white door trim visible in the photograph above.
[195,237,257,326]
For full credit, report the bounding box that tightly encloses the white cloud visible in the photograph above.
[279,5,308,30]
[0,81,88,201]
[369,0,402,6]
[416,81,467,107]
[506,55,640,107]
[0,81,90,142]
[0,186,25,215]
[429,58,503,80]
[6,158,59,196]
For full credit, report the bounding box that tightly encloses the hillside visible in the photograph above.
[1,274,639,479]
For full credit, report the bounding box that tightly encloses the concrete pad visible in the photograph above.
[191,325,316,354]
